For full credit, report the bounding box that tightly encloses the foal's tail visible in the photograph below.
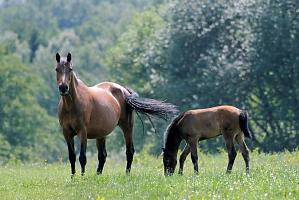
[124,86,178,120]
[239,111,253,139]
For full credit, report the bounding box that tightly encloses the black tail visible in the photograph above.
[239,111,253,139]
[124,87,178,121]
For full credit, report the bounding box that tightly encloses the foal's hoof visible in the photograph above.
[81,173,85,176]
[126,169,131,175]
[97,170,103,176]
[178,169,183,176]
[226,170,232,174]
[71,174,75,179]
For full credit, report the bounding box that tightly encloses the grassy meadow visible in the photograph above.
[0,150,298,200]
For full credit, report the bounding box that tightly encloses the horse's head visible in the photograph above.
[162,148,177,176]
[55,53,73,96]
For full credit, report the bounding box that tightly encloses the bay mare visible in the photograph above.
[163,106,253,176]
[55,53,177,177]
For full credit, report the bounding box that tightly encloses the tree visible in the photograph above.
[0,44,63,162]
[248,0,299,151]
[106,0,299,152]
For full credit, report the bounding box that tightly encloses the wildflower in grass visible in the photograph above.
[97,195,105,200]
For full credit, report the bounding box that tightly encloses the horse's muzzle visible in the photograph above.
[164,168,174,176]
[59,84,69,96]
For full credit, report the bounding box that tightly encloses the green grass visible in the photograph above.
[0,150,298,200]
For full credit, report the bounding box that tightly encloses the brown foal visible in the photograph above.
[163,105,253,176]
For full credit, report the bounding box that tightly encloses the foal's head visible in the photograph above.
[55,53,73,96]
[162,148,177,176]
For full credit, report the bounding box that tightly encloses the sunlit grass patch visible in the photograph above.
[0,151,298,199]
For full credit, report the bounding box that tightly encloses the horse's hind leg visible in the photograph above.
[119,115,135,174]
[96,137,107,175]
[236,133,250,174]
[223,134,237,174]
[179,143,190,175]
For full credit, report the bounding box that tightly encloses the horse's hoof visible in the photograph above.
[226,170,232,174]
[71,174,75,179]
[81,173,85,176]
[126,169,131,175]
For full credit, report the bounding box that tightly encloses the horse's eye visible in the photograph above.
[55,68,58,72]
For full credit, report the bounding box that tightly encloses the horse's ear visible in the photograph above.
[67,52,72,62]
[56,53,60,63]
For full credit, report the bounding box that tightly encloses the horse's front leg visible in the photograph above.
[179,143,190,175]
[63,129,76,178]
[78,131,87,176]
[96,137,107,175]
[188,139,199,175]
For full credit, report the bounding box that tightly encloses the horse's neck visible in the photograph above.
[62,73,84,109]
[165,131,181,157]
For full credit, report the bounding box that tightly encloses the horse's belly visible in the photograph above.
[200,129,221,140]
[87,117,118,139]
[87,111,119,139]
[87,127,112,139]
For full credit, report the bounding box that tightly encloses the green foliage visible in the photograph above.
[106,7,165,93]
[247,0,299,151]
[0,0,298,162]
[0,45,63,163]
[0,0,159,162]
[107,0,299,153]
[0,151,298,199]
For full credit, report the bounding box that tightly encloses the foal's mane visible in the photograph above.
[163,112,185,147]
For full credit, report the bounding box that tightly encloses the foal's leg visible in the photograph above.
[96,137,107,175]
[236,134,250,174]
[188,140,199,175]
[179,143,190,175]
[223,135,237,174]
[78,132,87,176]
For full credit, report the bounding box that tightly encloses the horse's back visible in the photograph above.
[179,106,241,139]
[94,82,131,102]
